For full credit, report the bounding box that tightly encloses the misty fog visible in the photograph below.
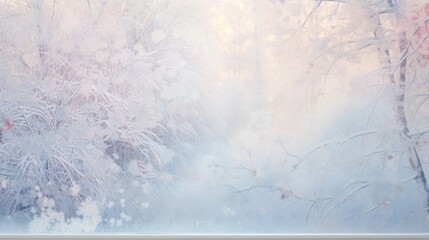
[1,0,429,234]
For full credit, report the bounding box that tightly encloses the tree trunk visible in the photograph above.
[395,10,429,215]
[376,0,429,213]
[31,0,48,81]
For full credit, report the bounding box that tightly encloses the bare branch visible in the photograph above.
[293,130,377,169]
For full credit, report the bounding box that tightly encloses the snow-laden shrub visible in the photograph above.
[0,0,211,232]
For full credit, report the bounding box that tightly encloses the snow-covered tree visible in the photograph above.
[0,0,213,232]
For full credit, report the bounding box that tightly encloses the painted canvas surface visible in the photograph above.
[0,0,429,234]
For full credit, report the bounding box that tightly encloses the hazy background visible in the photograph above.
[0,0,429,233]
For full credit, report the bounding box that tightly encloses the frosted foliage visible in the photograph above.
[0,0,429,234]
[29,197,101,233]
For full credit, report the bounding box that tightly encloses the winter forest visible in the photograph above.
[1,0,429,234]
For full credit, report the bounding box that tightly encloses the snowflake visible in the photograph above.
[77,197,99,218]
[120,212,132,222]
[109,218,116,227]
[0,179,7,189]
[142,183,152,194]
[222,207,236,217]
[120,198,126,208]
[116,219,123,227]
[70,182,80,196]
[41,197,56,209]
[141,201,149,209]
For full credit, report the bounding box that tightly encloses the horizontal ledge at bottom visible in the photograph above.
[0,234,428,240]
